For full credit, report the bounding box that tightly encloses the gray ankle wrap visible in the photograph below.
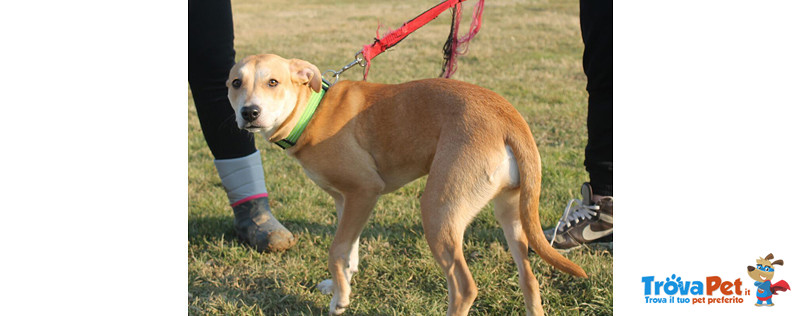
[213,150,268,205]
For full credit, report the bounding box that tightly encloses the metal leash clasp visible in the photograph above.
[323,51,366,85]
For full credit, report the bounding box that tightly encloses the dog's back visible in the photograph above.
[298,78,526,190]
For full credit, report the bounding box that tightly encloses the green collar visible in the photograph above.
[274,81,329,149]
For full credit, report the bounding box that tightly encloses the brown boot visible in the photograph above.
[233,197,296,252]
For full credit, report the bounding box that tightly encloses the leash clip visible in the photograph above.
[323,51,366,85]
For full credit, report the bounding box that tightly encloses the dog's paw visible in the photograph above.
[317,279,334,294]
[329,304,347,315]
[329,296,349,315]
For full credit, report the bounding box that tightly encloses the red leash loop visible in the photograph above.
[442,0,484,78]
[359,0,484,80]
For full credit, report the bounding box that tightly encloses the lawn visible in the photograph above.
[188,0,612,314]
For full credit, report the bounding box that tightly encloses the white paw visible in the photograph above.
[329,295,349,315]
[317,279,334,294]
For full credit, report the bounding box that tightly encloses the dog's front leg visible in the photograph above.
[317,191,360,294]
[325,190,380,315]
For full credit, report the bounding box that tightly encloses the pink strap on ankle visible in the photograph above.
[230,193,270,207]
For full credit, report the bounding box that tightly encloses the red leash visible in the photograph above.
[358,0,485,80]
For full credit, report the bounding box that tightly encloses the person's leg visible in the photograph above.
[543,0,612,250]
[581,0,613,199]
[188,0,251,159]
[189,0,295,251]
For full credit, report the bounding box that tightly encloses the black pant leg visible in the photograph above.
[188,0,256,160]
[580,0,613,196]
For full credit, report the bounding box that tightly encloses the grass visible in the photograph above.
[188,0,612,314]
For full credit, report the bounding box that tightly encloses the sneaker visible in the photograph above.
[543,182,613,251]
[233,197,296,252]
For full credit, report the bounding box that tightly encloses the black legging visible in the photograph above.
[581,0,613,196]
[188,0,256,160]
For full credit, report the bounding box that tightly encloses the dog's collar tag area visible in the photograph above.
[274,80,330,150]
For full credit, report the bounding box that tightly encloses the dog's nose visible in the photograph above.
[747,266,755,272]
[241,105,260,122]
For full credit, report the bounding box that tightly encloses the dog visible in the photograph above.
[747,253,790,306]
[226,54,587,316]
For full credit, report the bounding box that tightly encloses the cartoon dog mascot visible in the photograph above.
[747,253,791,306]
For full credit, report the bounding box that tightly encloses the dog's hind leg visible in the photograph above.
[420,146,499,316]
[494,188,544,316]
[420,198,481,316]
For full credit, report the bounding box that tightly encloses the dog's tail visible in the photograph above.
[506,125,588,278]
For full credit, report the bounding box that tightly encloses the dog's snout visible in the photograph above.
[747,266,755,272]
[241,105,260,122]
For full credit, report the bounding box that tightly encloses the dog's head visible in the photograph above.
[747,253,783,282]
[226,54,322,139]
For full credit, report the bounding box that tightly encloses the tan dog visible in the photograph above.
[226,54,587,316]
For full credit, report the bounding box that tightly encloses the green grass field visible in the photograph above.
[189,0,612,314]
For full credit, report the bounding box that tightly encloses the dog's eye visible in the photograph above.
[268,79,279,87]
[231,79,242,88]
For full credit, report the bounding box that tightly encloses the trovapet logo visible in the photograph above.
[641,252,792,307]
[641,275,746,305]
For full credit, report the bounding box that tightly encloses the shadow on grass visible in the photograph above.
[189,214,233,243]
[190,214,409,315]
[190,277,383,316]
[189,276,323,315]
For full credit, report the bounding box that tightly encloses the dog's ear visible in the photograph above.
[289,59,322,93]
[765,253,774,260]
[772,259,784,266]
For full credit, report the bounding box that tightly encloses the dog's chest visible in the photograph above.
[301,166,336,193]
